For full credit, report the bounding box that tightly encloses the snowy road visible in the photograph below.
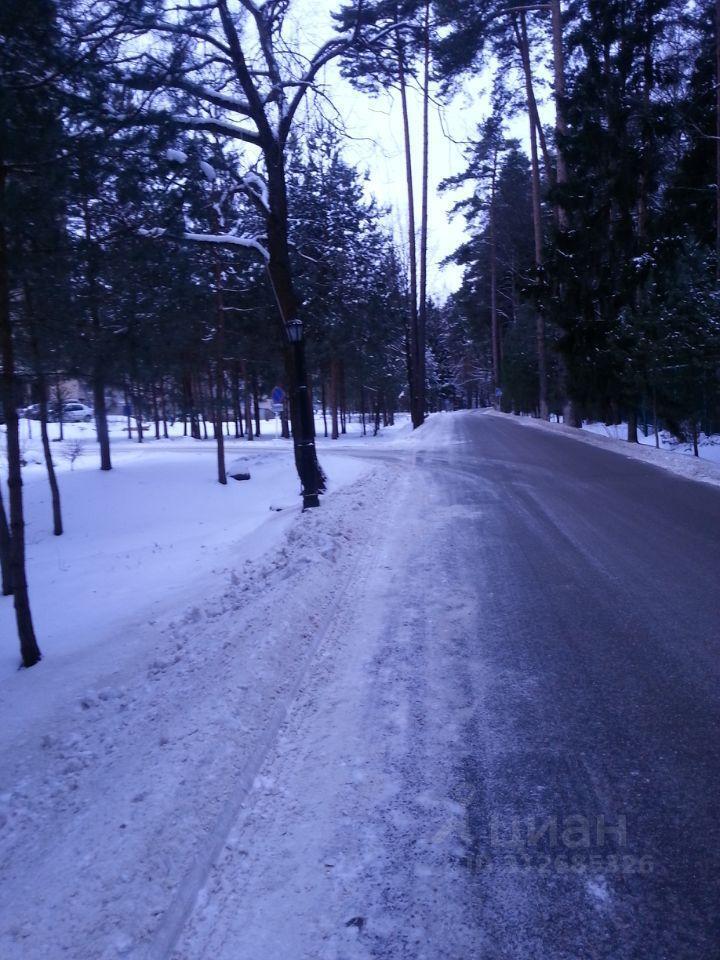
[2,411,720,959]
[174,411,720,960]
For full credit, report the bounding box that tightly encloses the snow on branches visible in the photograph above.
[139,226,269,261]
[242,172,270,213]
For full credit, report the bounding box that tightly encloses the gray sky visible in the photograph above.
[287,1,502,300]
[326,69,487,299]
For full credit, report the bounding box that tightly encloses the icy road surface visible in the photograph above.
[2,411,720,959]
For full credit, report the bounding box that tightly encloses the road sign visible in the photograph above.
[272,402,283,415]
[271,386,285,405]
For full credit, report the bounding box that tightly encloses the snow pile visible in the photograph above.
[199,160,216,182]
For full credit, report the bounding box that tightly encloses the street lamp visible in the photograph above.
[287,318,303,344]
[286,316,320,509]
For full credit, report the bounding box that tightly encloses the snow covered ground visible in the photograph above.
[581,419,720,465]
[2,409,719,959]
[1,414,415,672]
[487,410,720,488]
[0,414,419,959]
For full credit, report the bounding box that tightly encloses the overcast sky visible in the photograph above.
[286,1,506,300]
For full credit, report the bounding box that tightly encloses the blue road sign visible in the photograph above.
[271,386,285,405]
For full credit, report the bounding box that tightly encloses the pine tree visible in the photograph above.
[545,0,680,429]
[336,0,431,428]
[0,0,66,666]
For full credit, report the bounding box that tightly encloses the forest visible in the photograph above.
[2,0,720,666]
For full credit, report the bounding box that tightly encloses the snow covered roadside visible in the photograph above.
[0,412,413,681]
[581,420,720,465]
[0,441,372,679]
[484,410,720,489]
[0,457,398,960]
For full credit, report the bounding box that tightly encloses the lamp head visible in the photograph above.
[287,318,303,343]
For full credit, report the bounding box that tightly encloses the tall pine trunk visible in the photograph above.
[55,379,65,441]
[84,201,112,468]
[551,0,579,427]
[39,383,63,535]
[627,410,639,444]
[396,30,421,427]
[214,262,227,484]
[339,359,347,434]
[25,288,62,535]
[160,380,169,439]
[213,0,324,501]
[280,401,290,440]
[716,0,720,277]
[415,0,431,430]
[242,359,253,443]
[321,377,328,438]
[0,167,41,667]
[263,144,324,498]
[93,374,111,470]
[517,13,549,420]
[252,372,261,437]
[489,153,501,401]
[330,356,339,440]
[551,0,569,231]
[232,363,242,438]
[152,383,161,440]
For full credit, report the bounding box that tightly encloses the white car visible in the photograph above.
[62,402,94,423]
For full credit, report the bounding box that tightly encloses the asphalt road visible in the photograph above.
[389,412,720,960]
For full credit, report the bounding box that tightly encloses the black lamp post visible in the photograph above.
[287,317,320,509]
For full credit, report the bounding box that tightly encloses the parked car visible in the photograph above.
[21,400,94,422]
[62,401,94,423]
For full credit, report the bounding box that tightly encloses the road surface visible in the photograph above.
[4,411,718,960]
[173,411,720,960]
